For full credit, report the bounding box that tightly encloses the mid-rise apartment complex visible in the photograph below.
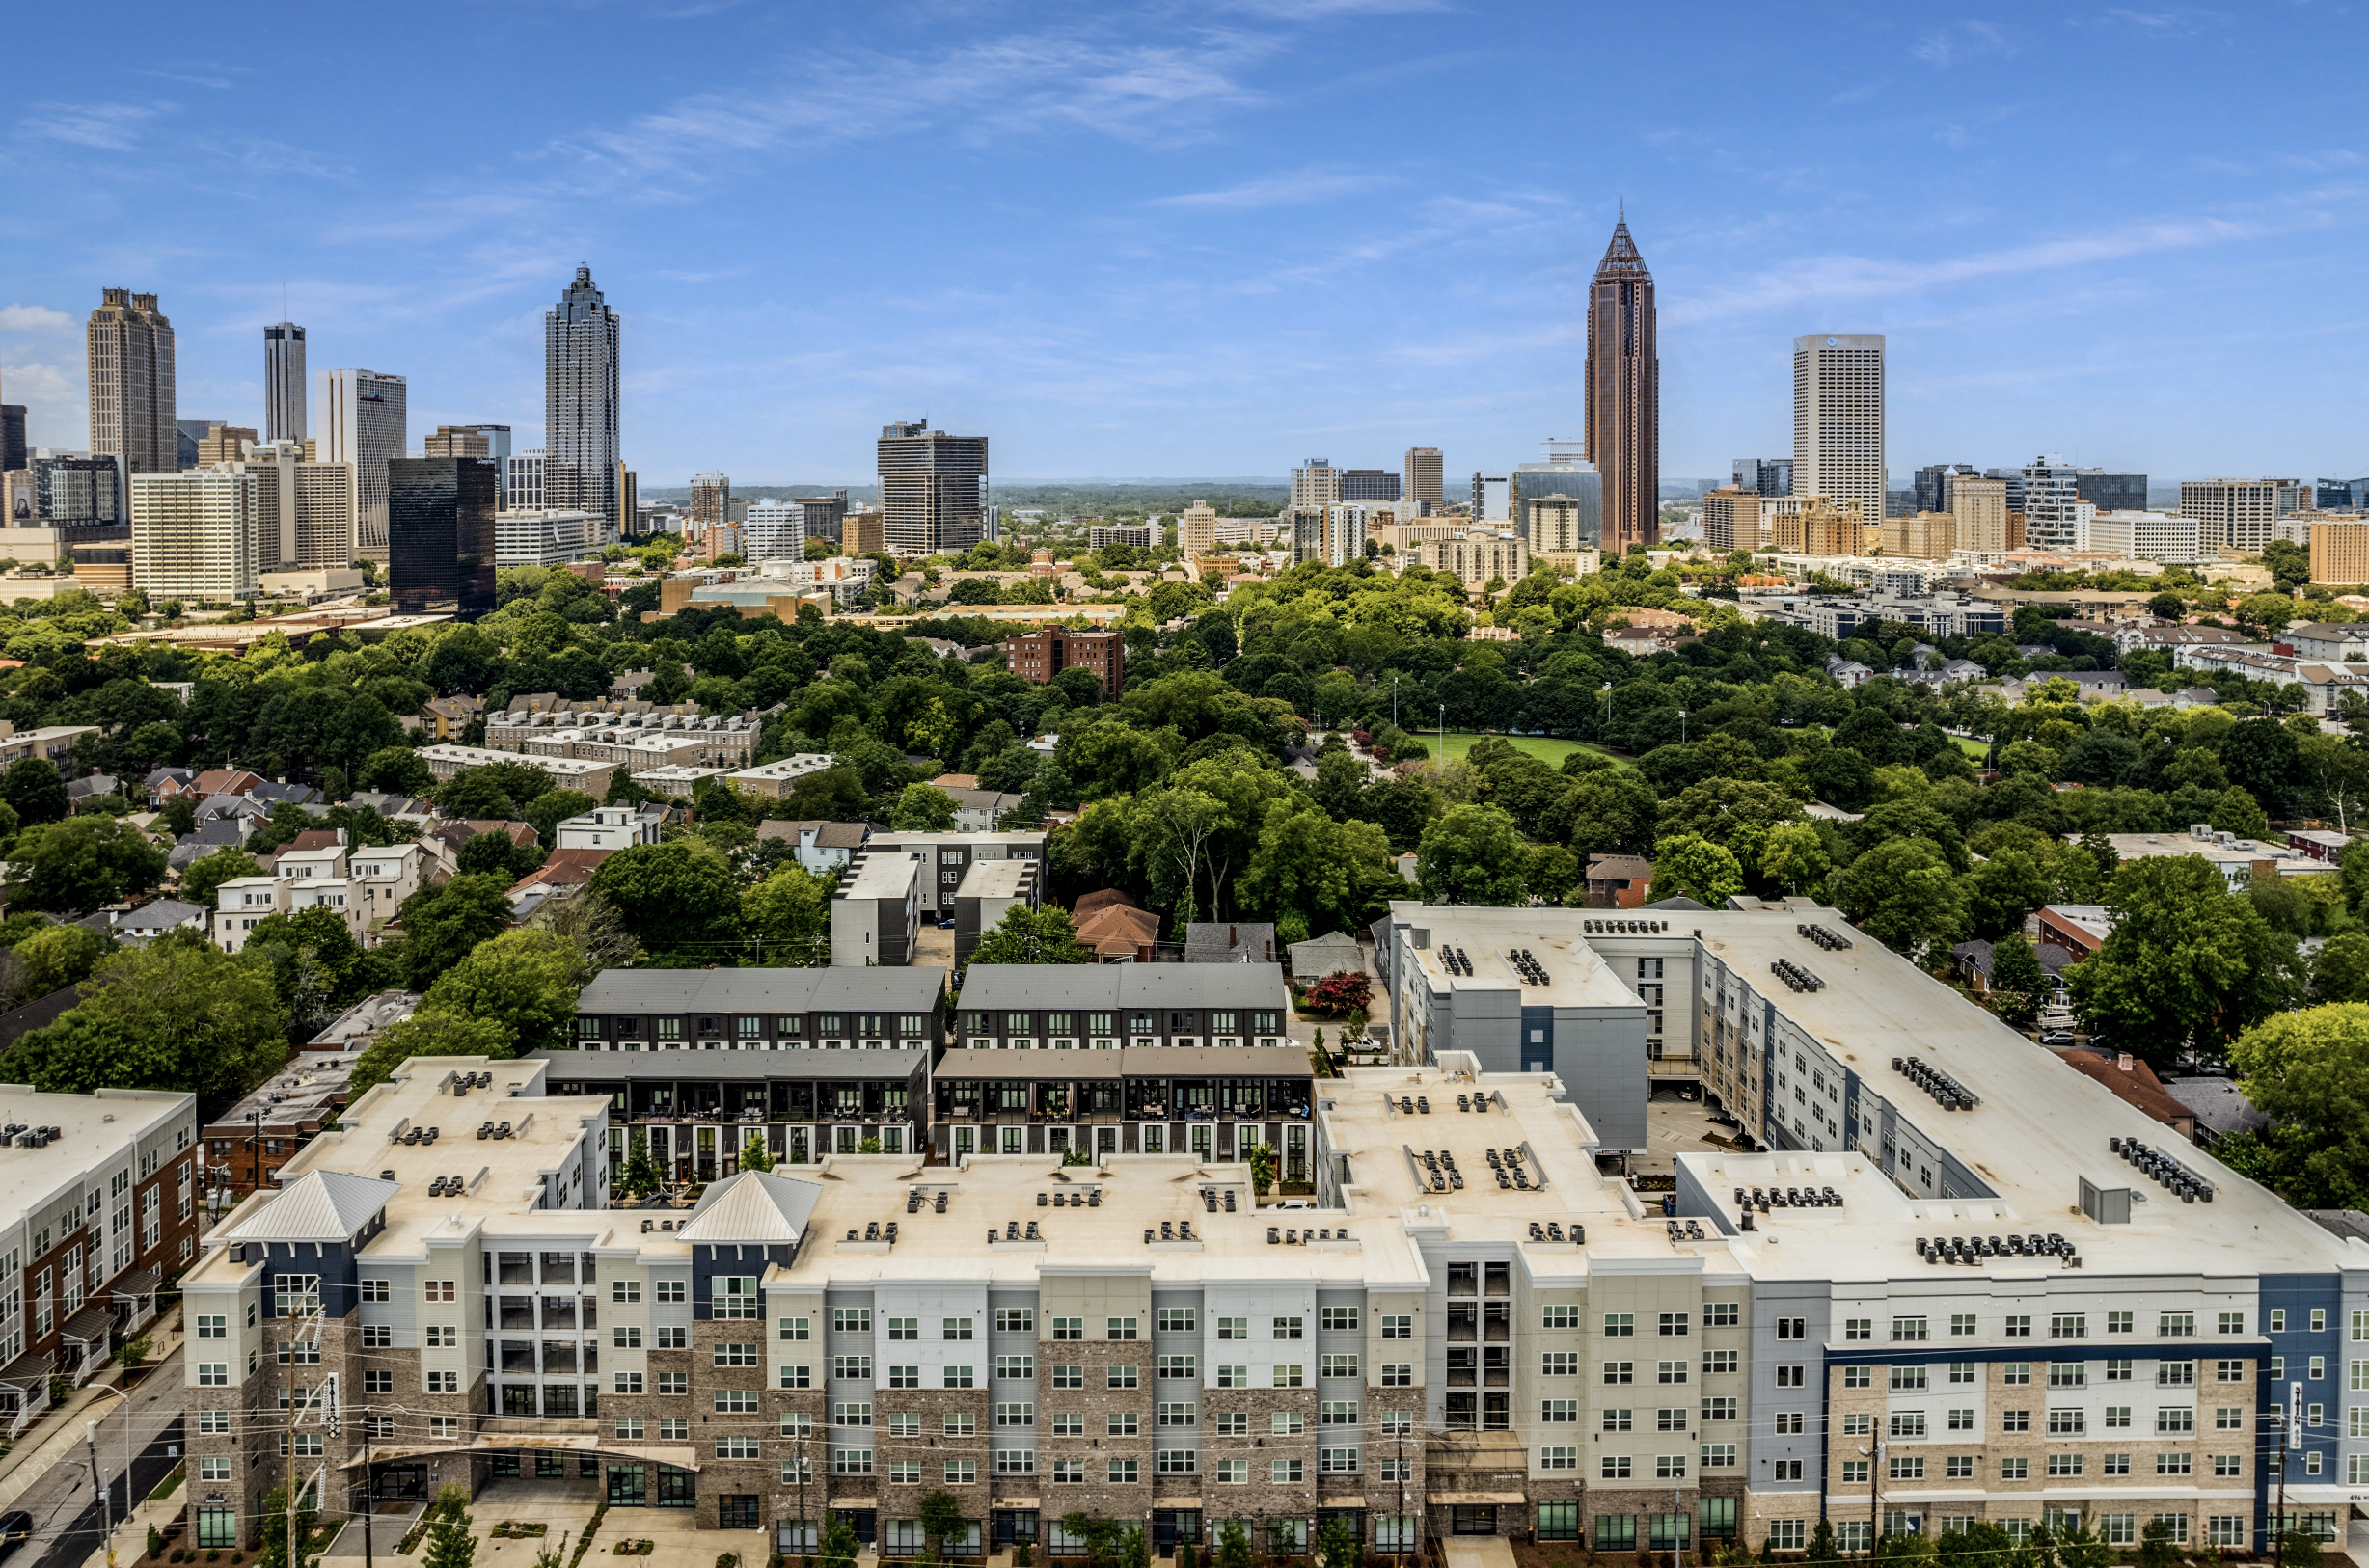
[1702,488,1762,554]
[1002,628,1124,696]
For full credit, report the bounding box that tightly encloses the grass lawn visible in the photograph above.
[1951,735,1991,760]
[1419,733,1633,769]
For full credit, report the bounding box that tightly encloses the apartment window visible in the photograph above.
[1051,1316,1083,1341]
[996,1308,1034,1334]
[2053,1313,2087,1338]
[1107,1316,1138,1341]
[2161,1312,2196,1338]
[1949,1313,1976,1337]
[1380,1314,1412,1339]
[2219,1312,2246,1336]
[1659,1312,1690,1337]
[1107,1365,1139,1389]
[1892,1316,1928,1342]
[1542,1306,1578,1330]
[1604,1312,1634,1338]
[1321,1307,1360,1331]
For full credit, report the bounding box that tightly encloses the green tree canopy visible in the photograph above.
[1,758,68,825]
[1651,832,1744,907]
[2229,1003,2369,1206]
[11,932,288,1098]
[743,864,836,966]
[587,840,743,964]
[968,904,1094,966]
[2067,854,2298,1062]
[1416,803,1529,906]
[1832,836,1968,960]
[6,816,168,913]
[396,874,515,987]
[890,783,959,831]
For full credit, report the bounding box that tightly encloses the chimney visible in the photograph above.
[2117,1053,2134,1073]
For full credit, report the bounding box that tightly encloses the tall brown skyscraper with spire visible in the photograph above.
[1585,216,1658,551]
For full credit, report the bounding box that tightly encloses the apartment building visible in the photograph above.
[1375,901,2360,1555]
[210,842,428,951]
[416,743,616,797]
[863,830,1047,923]
[0,1087,199,1435]
[929,1045,1312,1171]
[537,1047,930,1174]
[1003,629,1125,696]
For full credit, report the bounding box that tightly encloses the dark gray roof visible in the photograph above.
[120,899,205,933]
[1641,895,1711,911]
[2162,1074,2269,1138]
[2304,1210,2369,1246]
[575,967,948,1014]
[955,964,1290,1012]
[935,1046,1312,1080]
[531,1048,927,1084]
[1184,923,1276,964]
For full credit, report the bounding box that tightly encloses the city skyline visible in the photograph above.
[3,4,2367,486]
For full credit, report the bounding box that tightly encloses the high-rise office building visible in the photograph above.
[2020,454,2083,553]
[262,322,306,443]
[1791,334,1885,530]
[0,365,25,476]
[2316,477,2369,512]
[131,466,259,601]
[173,418,218,470]
[690,472,730,527]
[2074,469,2146,513]
[1339,468,1401,502]
[545,266,621,535]
[1470,473,1511,522]
[388,456,497,617]
[1512,438,1600,550]
[796,492,849,546]
[1951,476,2012,554]
[1913,463,1975,515]
[1289,460,1341,512]
[1585,217,1659,551]
[1402,447,1443,508]
[877,422,987,556]
[318,368,406,563]
[615,464,636,543]
[197,425,257,466]
[1980,467,2028,512]
[1701,488,1763,554]
[508,449,546,513]
[2181,478,2304,555]
[87,289,177,477]
[1179,500,1219,557]
[423,426,491,459]
[744,498,806,562]
[1732,457,1792,498]
[27,455,126,532]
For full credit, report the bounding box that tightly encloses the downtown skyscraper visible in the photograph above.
[319,368,406,562]
[263,321,306,443]
[546,266,621,536]
[1584,217,1659,552]
[87,288,177,478]
[1792,333,1887,530]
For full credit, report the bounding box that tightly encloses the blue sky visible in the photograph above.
[5,1,2366,488]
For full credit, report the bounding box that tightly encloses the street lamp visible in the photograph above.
[1600,681,1612,733]
[1859,1440,1884,1552]
[1678,708,1688,744]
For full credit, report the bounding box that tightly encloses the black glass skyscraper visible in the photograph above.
[388,457,496,618]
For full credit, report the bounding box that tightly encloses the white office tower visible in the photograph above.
[546,267,622,534]
[1791,334,1886,530]
[2021,454,2083,552]
[131,466,259,600]
[744,498,806,561]
[317,368,406,563]
[508,449,547,513]
[262,322,306,443]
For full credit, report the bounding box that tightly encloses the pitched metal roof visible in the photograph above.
[219,1170,399,1243]
[530,1049,926,1084]
[676,1170,824,1244]
[1593,216,1651,283]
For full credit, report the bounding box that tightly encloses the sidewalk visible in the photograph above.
[0,1308,184,1514]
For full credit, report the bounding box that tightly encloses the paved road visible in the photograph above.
[18,1373,185,1568]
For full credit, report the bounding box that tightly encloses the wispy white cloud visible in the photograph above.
[1147,167,1391,210]
[20,100,168,150]
[1667,216,2257,325]
[137,62,245,90]
[2097,6,2224,35]
[550,26,1273,187]
[1911,20,2017,66]
[0,306,73,332]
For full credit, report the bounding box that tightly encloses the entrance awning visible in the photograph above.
[341,1441,697,1469]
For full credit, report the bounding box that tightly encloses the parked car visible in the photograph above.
[0,1511,35,1557]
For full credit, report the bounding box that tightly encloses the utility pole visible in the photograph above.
[2276,1380,2298,1554]
[86,1421,106,1553]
